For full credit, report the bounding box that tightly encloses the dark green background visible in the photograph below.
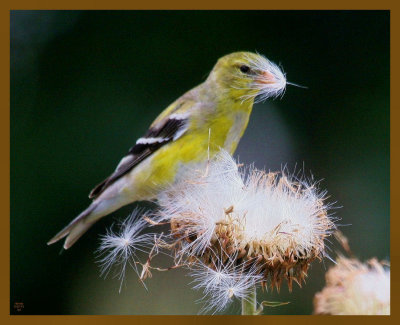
[11,11,389,315]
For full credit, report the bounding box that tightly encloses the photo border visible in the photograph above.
[3,1,396,324]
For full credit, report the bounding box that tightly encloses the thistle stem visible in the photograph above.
[241,285,258,315]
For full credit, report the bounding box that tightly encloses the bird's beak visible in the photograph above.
[255,70,288,93]
[256,70,277,85]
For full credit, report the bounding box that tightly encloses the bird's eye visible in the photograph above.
[240,65,250,73]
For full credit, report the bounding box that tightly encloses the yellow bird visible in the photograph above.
[48,51,287,249]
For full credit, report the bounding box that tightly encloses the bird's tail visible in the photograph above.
[47,203,101,249]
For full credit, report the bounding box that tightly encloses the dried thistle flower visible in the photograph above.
[157,150,335,291]
[314,256,390,315]
[96,208,155,292]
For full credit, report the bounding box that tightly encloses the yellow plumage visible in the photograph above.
[48,51,287,249]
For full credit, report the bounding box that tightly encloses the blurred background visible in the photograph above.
[10,11,389,315]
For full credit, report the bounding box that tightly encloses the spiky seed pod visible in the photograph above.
[158,150,335,291]
[314,257,390,315]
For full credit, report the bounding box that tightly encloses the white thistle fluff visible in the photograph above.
[189,255,263,314]
[158,150,332,260]
[96,209,154,292]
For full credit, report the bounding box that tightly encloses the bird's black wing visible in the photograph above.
[88,116,188,199]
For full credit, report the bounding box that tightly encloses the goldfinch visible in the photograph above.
[48,51,287,249]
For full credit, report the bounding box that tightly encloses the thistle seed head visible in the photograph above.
[158,150,335,291]
[314,256,390,315]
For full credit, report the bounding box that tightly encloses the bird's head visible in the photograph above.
[208,51,287,103]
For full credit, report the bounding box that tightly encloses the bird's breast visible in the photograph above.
[222,110,252,154]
